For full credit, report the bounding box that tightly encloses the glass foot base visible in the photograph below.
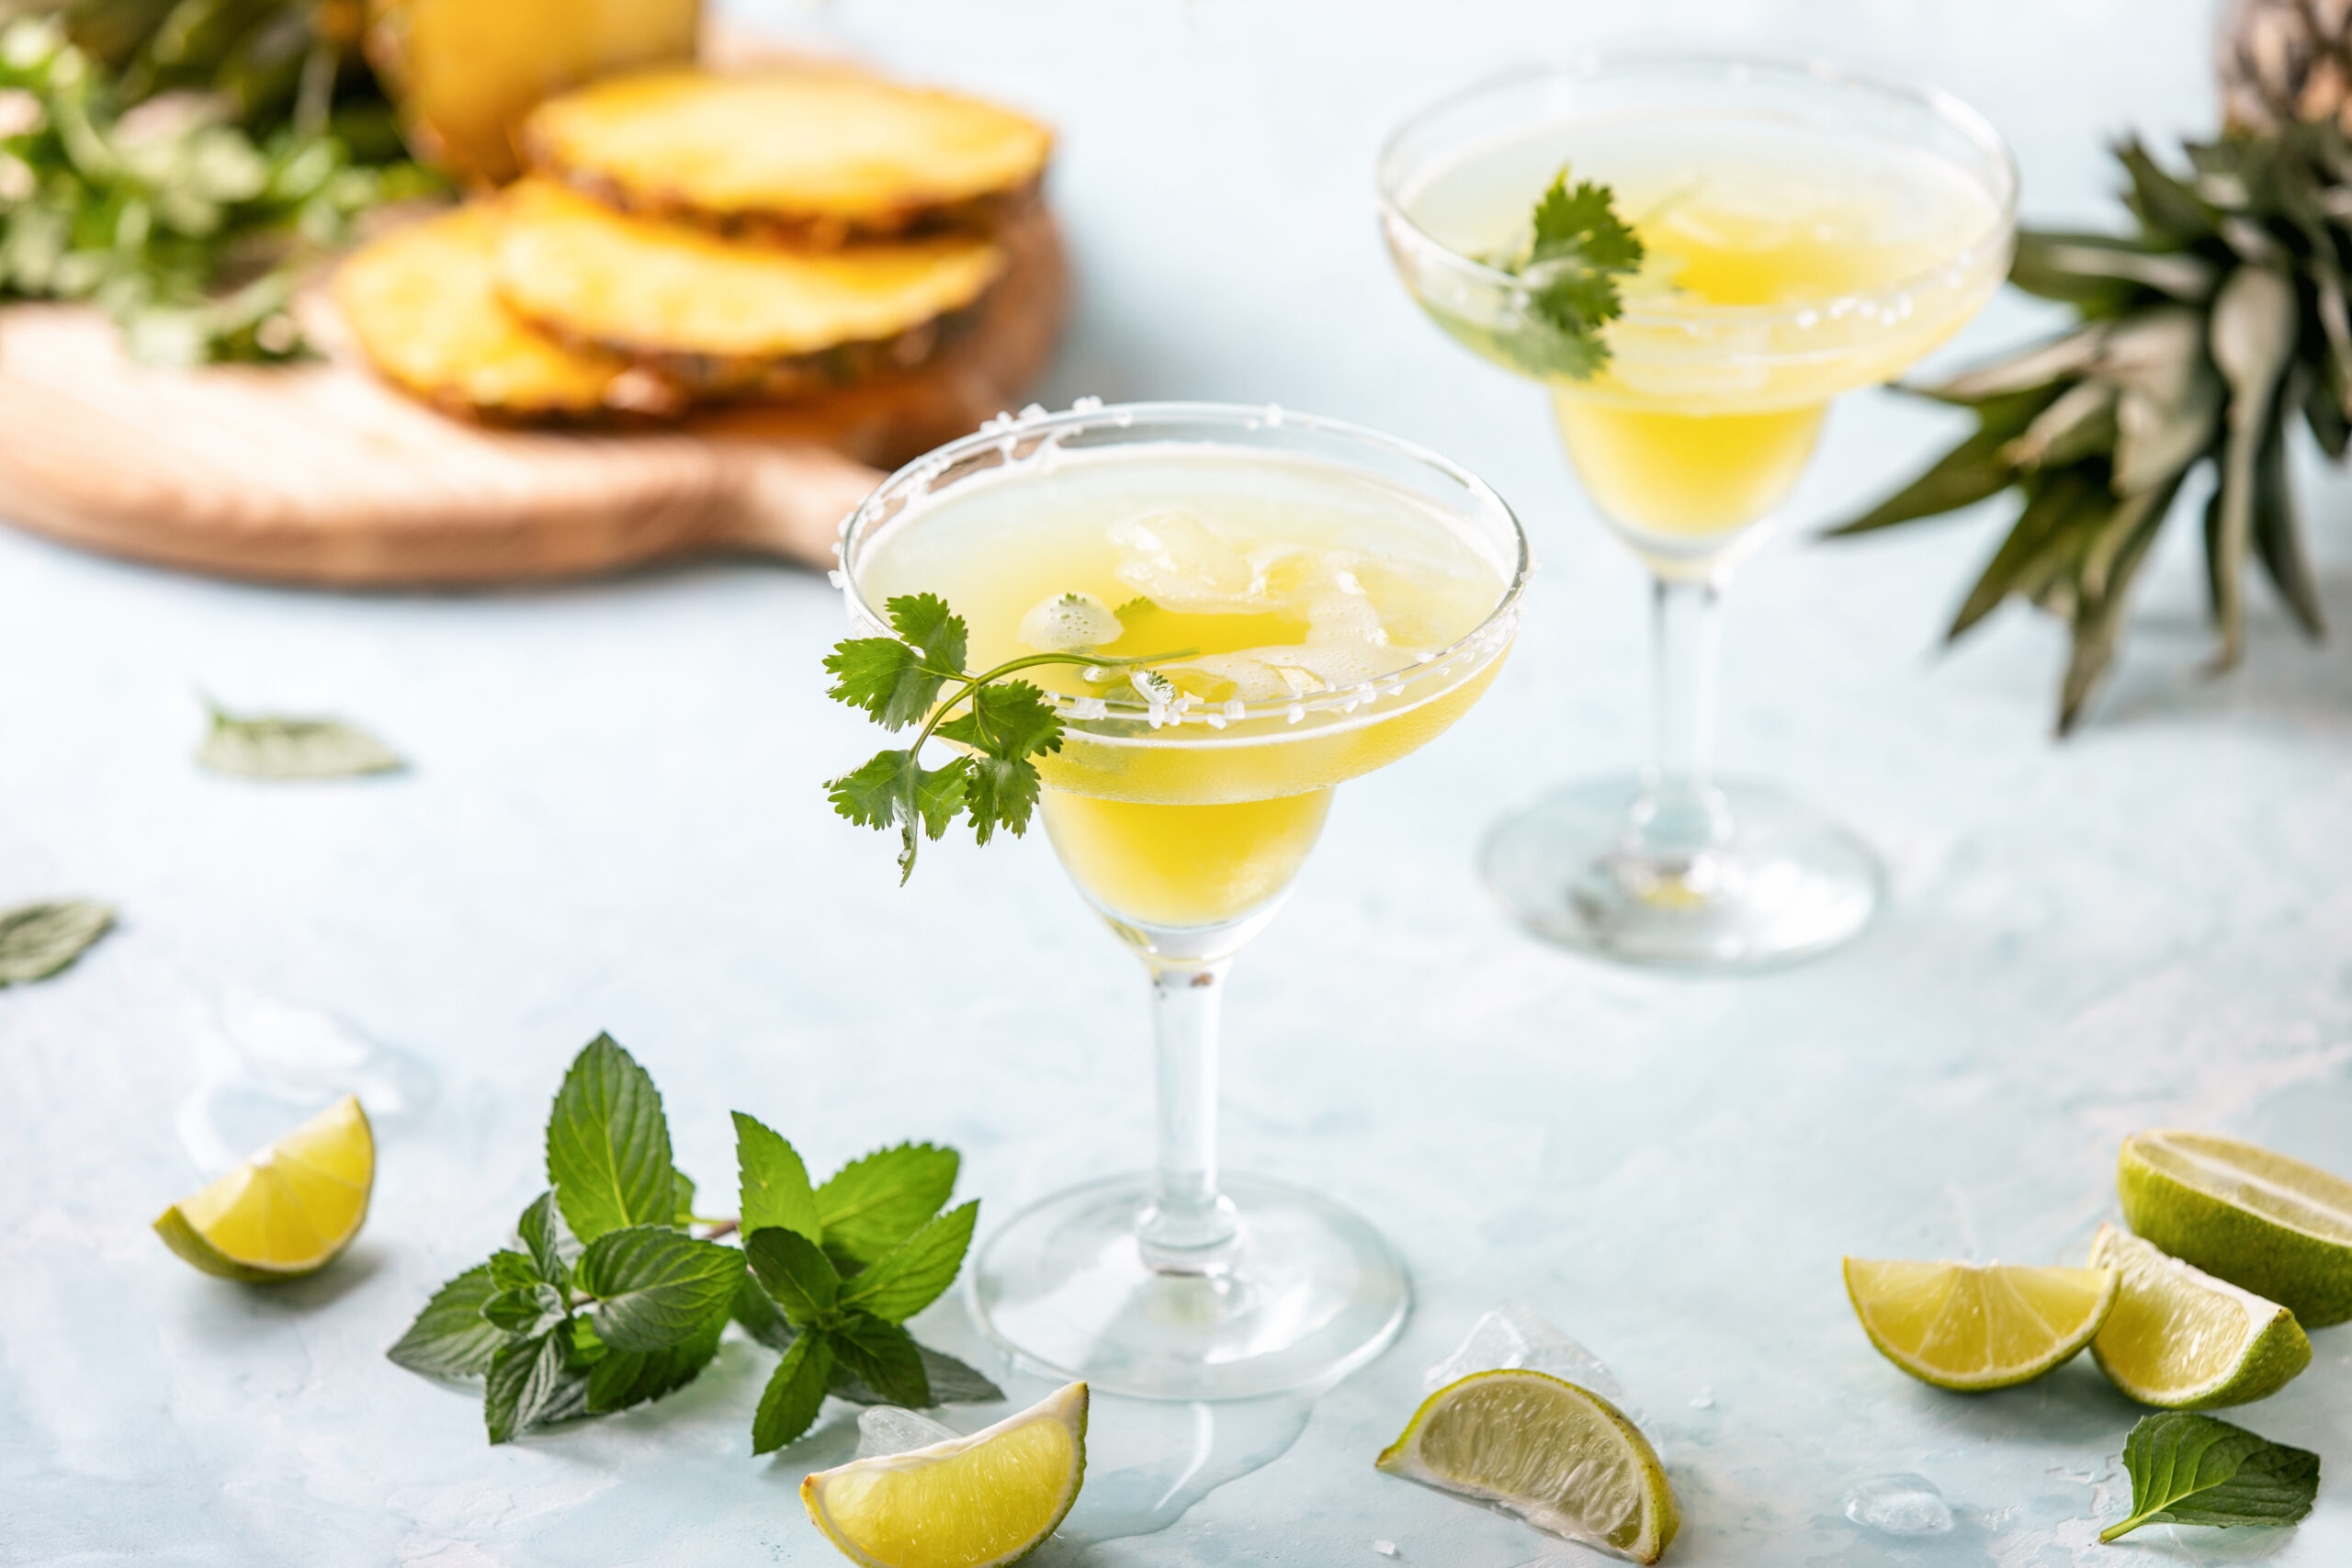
[1482,773,1881,970]
[968,1172,1409,1401]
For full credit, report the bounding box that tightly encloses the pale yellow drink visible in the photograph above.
[854,446,1511,927]
[1400,118,2007,546]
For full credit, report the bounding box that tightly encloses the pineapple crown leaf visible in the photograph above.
[1830,126,2341,733]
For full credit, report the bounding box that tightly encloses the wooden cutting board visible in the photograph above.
[0,203,1066,588]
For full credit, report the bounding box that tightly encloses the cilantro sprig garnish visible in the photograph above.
[1497,166,1645,378]
[387,1034,1001,1450]
[823,592,1191,882]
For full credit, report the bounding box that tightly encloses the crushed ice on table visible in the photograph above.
[180,985,436,1170]
[1688,1386,1715,1410]
[1372,1540,1399,1558]
[1423,1303,1635,1417]
[1841,1473,1955,1536]
[1057,1393,1314,1546]
[854,1406,957,1460]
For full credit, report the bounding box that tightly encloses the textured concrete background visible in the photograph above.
[6,1,2351,1563]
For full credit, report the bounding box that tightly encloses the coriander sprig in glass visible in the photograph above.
[828,402,1529,1400]
[1381,54,2017,968]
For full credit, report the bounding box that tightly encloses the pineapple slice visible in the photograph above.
[492,178,1005,399]
[365,0,701,185]
[334,202,675,420]
[520,68,1053,243]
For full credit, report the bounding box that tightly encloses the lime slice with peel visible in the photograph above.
[153,1094,373,1281]
[1375,1370,1679,1564]
[802,1381,1088,1568]
[2087,1224,2311,1408]
[1844,1257,2117,1391]
[2118,1129,2352,1327]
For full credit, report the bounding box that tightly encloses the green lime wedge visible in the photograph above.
[2119,1130,2352,1326]
[1376,1369,1679,1564]
[2088,1224,2311,1408]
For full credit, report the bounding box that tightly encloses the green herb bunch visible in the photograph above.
[388,1034,1001,1450]
[0,6,435,363]
[1464,165,1645,380]
[824,592,1189,882]
[1836,128,2352,731]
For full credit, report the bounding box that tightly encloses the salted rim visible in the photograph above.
[1374,51,2020,340]
[832,400,1533,741]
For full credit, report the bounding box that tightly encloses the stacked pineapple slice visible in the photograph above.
[334,65,1051,423]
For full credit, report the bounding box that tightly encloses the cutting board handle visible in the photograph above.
[711,441,883,568]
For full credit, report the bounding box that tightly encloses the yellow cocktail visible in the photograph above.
[1382,56,2015,964]
[839,403,1528,1398]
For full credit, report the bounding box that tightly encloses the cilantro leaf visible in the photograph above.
[832,1314,932,1408]
[745,1225,842,1325]
[386,1264,508,1380]
[817,1143,961,1267]
[734,1111,822,1247]
[839,1201,978,1325]
[1504,167,1645,380]
[1531,173,1645,272]
[935,680,1064,764]
[961,756,1043,845]
[571,1226,745,1353]
[752,1332,835,1454]
[544,1034,678,1244]
[821,594,970,730]
[825,750,972,884]
[2101,1413,2320,1540]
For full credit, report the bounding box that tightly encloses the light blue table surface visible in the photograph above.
[7,1,2352,1563]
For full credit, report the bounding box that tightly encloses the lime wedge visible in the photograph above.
[1844,1257,2117,1391]
[153,1094,373,1281]
[2087,1224,2311,1407]
[801,1381,1087,1568]
[1374,1369,1679,1564]
[2118,1129,2352,1326]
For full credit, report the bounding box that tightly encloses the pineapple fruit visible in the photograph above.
[2220,0,2352,132]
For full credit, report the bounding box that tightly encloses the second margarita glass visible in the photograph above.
[1381,55,2017,968]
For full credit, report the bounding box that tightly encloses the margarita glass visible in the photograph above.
[1380,55,2016,967]
[840,402,1529,1399]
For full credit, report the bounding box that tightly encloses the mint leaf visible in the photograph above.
[818,1143,960,1266]
[387,1264,508,1379]
[517,1190,576,1290]
[2101,1412,2320,1540]
[0,899,115,986]
[831,1314,930,1408]
[584,1307,727,1415]
[831,1343,1004,1408]
[483,1283,570,1338]
[572,1226,745,1353]
[484,1330,589,1444]
[745,1225,842,1325]
[752,1332,836,1454]
[732,1271,798,1352]
[671,1169,697,1226]
[822,593,968,730]
[488,1250,541,1292]
[196,701,405,780]
[545,1033,677,1244]
[735,1111,823,1246]
[840,1201,978,1324]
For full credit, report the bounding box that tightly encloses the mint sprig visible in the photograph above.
[1496,166,1645,379]
[824,592,1190,882]
[2101,1412,2320,1541]
[386,1033,1002,1449]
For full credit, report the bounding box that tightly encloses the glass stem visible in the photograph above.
[1635,573,1732,858]
[1137,958,1239,1267]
